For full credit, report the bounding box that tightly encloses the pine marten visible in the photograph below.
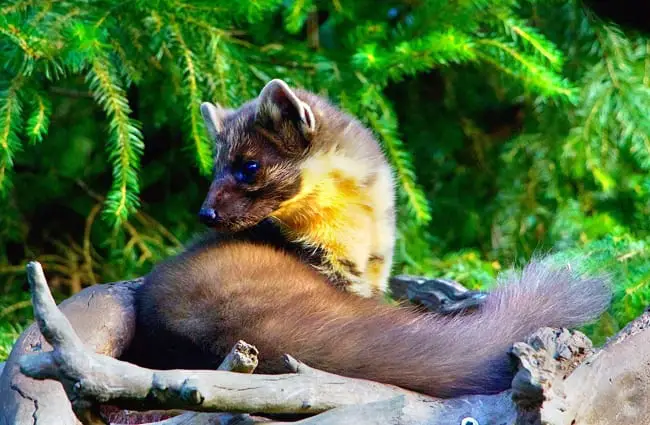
[128,80,611,398]
[194,79,395,297]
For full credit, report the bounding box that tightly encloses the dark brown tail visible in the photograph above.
[131,243,611,398]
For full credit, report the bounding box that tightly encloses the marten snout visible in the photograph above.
[198,207,220,226]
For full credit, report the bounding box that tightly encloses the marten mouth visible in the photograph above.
[203,216,261,233]
[198,209,250,229]
[198,204,276,233]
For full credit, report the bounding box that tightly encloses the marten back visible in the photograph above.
[131,240,610,397]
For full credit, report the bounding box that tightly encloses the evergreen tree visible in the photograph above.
[1,0,649,353]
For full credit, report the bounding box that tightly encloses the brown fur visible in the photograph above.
[129,240,610,398]
[197,80,395,296]
[125,80,610,398]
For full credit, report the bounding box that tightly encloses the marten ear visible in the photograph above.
[257,79,316,136]
[200,102,229,140]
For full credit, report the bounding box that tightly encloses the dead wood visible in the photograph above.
[13,262,515,425]
[0,272,141,425]
[106,340,261,425]
[2,261,650,424]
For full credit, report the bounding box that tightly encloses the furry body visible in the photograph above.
[196,80,395,296]
[128,80,611,398]
[132,238,610,397]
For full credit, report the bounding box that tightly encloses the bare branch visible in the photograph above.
[24,262,84,350]
[110,341,261,425]
[217,340,258,373]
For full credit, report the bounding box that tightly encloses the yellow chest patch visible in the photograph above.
[270,151,376,278]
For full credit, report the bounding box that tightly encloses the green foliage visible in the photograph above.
[0,321,24,361]
[1,0,650,360]
[0,272,29,359]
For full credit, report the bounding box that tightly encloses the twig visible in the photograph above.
[49,86,94,98]
[306,8,319,50]
[83,203,103,285]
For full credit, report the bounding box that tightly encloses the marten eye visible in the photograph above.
[233,160,260,184]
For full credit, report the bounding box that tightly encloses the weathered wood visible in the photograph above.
[0,276,142,425]
[0,268,490,425]
[389,275,487,313]
[16,261,516,425]
[217,340,259,373]
[6,261,650,424]
[536,310,650,424]
[107,339,261,425]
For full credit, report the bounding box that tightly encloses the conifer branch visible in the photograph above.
[352,31,476,85]
[359,83,431,225]
[171,22,213,176]
[475,38,574,98]
[205,35,232,107]
[497,16,564,69]
[0,77,24,196]
[0,17,42,60]
[87,54,144,223]
[1,0,35,16]
[25,90,50,144]
[284,0,312,34]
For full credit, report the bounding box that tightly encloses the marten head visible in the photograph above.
[197,79,322,232]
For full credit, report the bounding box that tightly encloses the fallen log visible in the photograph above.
[3,261,650,424]
[0,266,485,425]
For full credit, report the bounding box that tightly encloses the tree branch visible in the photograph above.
[106,340,261,425]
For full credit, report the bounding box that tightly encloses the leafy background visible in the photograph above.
[1,0,649,359]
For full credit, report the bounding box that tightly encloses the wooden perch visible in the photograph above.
[0,273,141,425]
[105,340,261,425]
[10,262,516,425]
[2,262,650,424]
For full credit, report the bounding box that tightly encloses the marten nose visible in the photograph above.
[198,207,220,226]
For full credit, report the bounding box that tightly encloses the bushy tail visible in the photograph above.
[355,257,612,397]
[130,243,612,400]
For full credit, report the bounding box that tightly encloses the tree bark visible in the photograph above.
[0,273,141,425]
[2,262,650,424]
